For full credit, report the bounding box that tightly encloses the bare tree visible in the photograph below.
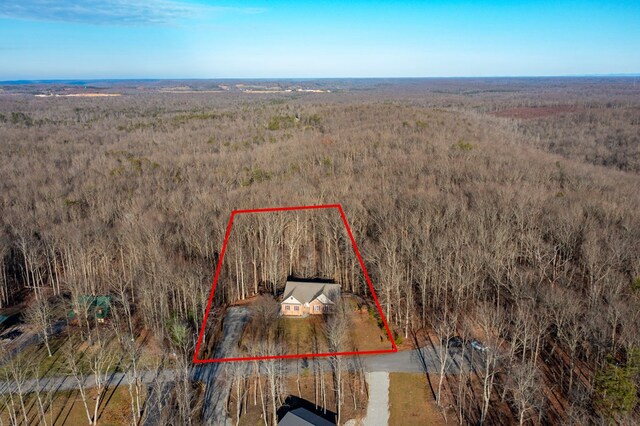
[254,340,283,426]
[66,333,114,426]
[506,362,543,425]
[323,300,351,425]
[476,302,508,424]
[432,309,458,407]
[168,318,196,425]
[24,294,55,356]
[1,82,640,425]
[29,362,50,426]
[228,356,249,426]
[251,359,269,426]
[0,235,11,307]
[250,296,280,343]
[3,354,30,425]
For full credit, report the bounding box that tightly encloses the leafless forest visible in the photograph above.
[1,78,639,424]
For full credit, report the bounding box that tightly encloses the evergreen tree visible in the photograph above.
[594,355,638,422]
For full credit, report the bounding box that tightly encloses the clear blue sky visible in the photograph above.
[0,0,638,79]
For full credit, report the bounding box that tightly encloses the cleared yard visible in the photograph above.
[239,296,393,358]
[349,307,395,352]
[0,385,146,425]
[229,371,367,426]
[280,315,327,354]
[388,373,446,426]
[0,328,163,379]
[279,304,393,355]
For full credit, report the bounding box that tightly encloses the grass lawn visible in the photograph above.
[280,316,327,355]
[238,296,394,358]
[0,385,146,425]
[0,328,163,380]
[349,307,395,352]
[388,373,446,426]
[278,301,394,356]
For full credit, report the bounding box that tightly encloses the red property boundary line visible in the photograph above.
[193,204,397,364]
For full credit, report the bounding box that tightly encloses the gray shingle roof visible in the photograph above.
[278,408,335,426]
[282,281,340,305]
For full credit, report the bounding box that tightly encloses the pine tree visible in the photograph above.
[594,355,638,422]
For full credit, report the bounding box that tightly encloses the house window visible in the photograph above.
[285,305,290,311]
[314,305,320,312]
[294,306,299,311]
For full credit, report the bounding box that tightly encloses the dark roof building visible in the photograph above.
[278,408,335,426]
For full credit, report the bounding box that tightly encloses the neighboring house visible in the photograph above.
[0,307,21,330]
[278,407,335,426]
[281,280,340,317]
[68,295,112,324]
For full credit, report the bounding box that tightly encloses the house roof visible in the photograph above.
[95,296,111,319]
[278,408,335,426]
[68,295,112,319]
[282,281,340,305]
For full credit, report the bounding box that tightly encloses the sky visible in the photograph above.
[0,0,639,79]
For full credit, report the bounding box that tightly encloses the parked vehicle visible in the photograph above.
[0,330,22,341]
[443,336,464,348]
[470,339,488,352]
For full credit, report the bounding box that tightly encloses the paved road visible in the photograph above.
[367,345,468,373]
[0,346,466,396]
[364,347,439,373]
[0,368,175,395]
[276,345,466,375]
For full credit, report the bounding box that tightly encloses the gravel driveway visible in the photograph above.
[194,306,250,426]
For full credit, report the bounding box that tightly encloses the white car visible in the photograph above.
[470,339,488,352]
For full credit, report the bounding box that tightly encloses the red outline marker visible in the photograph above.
[193,204,397,364]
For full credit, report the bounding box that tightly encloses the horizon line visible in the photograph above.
[2,73,640,84]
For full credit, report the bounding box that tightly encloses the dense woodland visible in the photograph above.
[210,208,367,304]
[1,78,639,424]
